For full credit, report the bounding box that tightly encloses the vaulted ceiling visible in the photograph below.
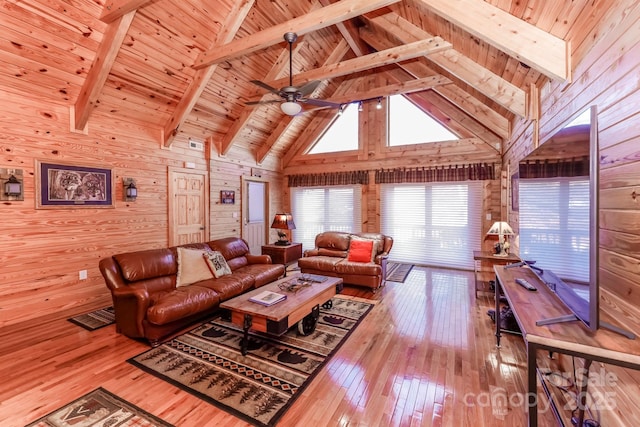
[1,0,602,165]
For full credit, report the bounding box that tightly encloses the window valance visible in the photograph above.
[288,170,369,187]
[519,157,588,179]
[375,163,495,184]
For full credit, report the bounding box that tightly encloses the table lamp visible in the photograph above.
[486,221,514,257]
[271,213,296,246]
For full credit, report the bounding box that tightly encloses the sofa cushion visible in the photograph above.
[235,264,285,288]
[318,248,348,258]
[196,274,254,300]
[335,259,381,276]
[208,237,250,270]
[348,239,374,263]
[298,255,344,271]
[316,231,351,251]
[146,286,220,325]
[176,247,213,287]
[114,248,176,282]
[203,251,232,278]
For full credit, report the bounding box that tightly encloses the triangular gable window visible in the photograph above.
[308,103,358,154]
[388,94,458,146]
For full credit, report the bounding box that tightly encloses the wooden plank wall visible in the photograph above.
[505,1,640,425]
[0,91,283,328]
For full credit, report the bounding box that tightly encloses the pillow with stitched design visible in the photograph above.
[203,250,232,278]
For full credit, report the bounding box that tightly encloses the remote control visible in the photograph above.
[515,278,537,291]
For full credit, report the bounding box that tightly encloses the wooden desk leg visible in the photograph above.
[495,275,502,347]
[527,341,538,427]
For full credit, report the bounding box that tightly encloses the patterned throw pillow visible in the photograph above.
[203,251,232,278]
[176,247,214,287]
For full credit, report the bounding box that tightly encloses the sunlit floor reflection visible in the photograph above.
[388,265,472,348]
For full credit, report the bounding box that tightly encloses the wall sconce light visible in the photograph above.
[358,101,363,112]
[123,178,137,202]
[376,97,383,110]
[1,168,24,201]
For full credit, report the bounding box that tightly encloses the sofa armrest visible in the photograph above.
[246,254,272,264]
[303,249,319,257]
[110,286,150,337]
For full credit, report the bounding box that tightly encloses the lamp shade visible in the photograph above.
[486,221,514,237]
[271,213,296,230]
[281,101,302,116]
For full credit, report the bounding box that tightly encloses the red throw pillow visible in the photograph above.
[348,239,374,263]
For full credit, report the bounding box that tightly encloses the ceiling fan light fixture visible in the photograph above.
[281,101,302,116]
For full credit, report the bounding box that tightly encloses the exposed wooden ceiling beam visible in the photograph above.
[413,0,570,81]
[363,13,526,118]
[100,0,153,23]
[192,0,401,69]
[302,75,452,108]
[318,0,369,56]
[72,11,136,132]
[248,37,451,103]
[358,21,510,138]
[162,0,255,147]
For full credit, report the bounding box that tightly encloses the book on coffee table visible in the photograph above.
[249,290,287,306]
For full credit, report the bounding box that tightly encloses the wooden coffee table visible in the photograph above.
[220,273,343,355]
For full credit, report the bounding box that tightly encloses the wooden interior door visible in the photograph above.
[169,168,208,246]
[242,177,268,254]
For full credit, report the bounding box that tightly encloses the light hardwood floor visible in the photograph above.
[0,267,557,426]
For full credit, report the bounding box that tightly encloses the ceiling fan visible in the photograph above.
[246,32,340,116]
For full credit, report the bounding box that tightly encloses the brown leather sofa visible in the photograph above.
[99,237,284,345]
[297,231,393,291]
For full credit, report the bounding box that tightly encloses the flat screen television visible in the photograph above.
[517,106,634,339]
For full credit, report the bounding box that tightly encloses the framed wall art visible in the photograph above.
[36,160,114,208]
[220,190,235,204]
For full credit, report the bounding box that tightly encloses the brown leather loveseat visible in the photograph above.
[298,231,393,291]
[99,237,284,345]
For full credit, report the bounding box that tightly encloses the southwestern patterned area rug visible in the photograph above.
[25,387,173,427]
[386,262,414,283]
[128,296,375,427]
[68,306,115,331]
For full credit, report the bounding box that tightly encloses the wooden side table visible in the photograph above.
[261,243,303,276]
[473,250,520,298]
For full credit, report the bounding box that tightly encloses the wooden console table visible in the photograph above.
[473,250,520,298]
[494,265,640,426]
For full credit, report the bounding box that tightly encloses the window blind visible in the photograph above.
[519,177,590,282]
[291,186,362,250]
[380,182,482,269]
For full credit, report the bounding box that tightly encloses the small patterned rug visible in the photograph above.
[386,262,414,283]
[128,295,374,427]
[25,387,173,427]
[68,306,115,331]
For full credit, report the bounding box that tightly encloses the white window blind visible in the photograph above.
[291,186,362,250]
[380,182,482,269]
[519,177,590,282]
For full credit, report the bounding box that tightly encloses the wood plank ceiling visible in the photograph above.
[1,0,600,164]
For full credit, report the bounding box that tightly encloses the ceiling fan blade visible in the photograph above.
[297,80,321,96]
[301,98,341,108]
[249,80,281,95]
